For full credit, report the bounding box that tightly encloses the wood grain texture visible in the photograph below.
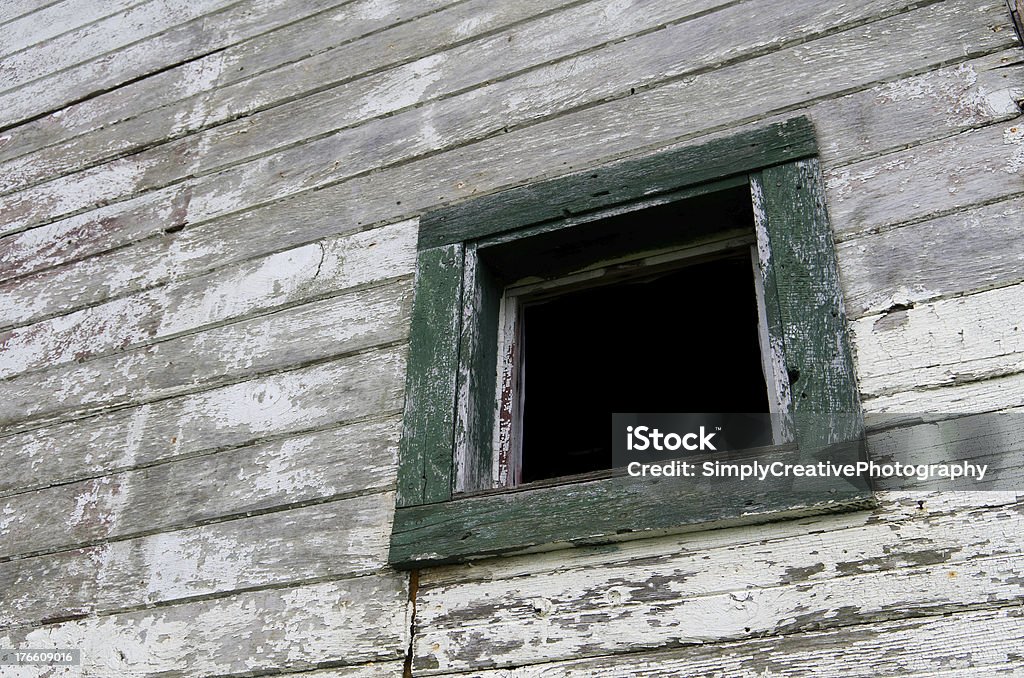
[420,118,816,249]
[411,501,1024,672]
[0,0,363,130]
[0,0,456,166]
[0,492,395,628]
[825,119,1024,240]
[0,220,416,383]
[0,277,412,427]
[0,0,238,93]
[0,0,671,195]
[397,244,463,507]
[0,416,399,552]
[440,607,1024,677]
[0,0,1013,325]
[0,347,405,495]
[3,0,973,246]
[853,282,1024,399]
[838,195,1024,319]
[0,0,143,58]
[0,575,410,677]
[391,442,872,569]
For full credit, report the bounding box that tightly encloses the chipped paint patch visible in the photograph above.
[1004,124,1024,174]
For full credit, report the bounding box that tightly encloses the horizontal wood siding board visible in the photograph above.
[438,606,1024,677]
[0,576,411,675]
[397,244,464,507]
[390,447,873,568]
[0,5,1011,293]
[0,492,395,628]
[0,417,399,556]
[418,117,818,249]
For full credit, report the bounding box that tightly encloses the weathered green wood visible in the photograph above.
[394,122,872,566]
[759,159,863,449]
[390,442,871,569]
[396,244,464,507]
[418,116,818,250]
[454,244,503,493]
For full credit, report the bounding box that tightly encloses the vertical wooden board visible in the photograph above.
[397,244,463,506]
[760,159,862,444]
[454,245,501,493]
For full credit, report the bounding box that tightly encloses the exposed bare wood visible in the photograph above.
[0,277,412,427]
[0,575,410,677]
[413,533,1024,672]
[0,416,399,551]
[0,492,395,627]
[825,119,1024,240]
[838,195,1024,319]
[0,0,143,58]
[0,0,455,165]
[1,6,1016,335]
[0,346,405,495]
[447,607,1024,677]
[853,282,1024,399]
[3,0,933,236]
[0,220,416,382]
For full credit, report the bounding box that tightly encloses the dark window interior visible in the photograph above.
[518,252,770,483]
[477,182,770,484]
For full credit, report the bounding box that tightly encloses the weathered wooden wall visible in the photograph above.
[0,0,1022,675]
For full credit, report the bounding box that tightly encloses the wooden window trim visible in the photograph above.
[390,117,873,569]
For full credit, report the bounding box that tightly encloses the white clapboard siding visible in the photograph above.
[0,575,411,677]
[0,0,645,193]
[838,194,1024,319]
[0,0,364,129]
[0,492,395,628]
[0,220,416,382]
[826,119,1024,239]
[0,416,399,551]
[3,44,1018,293]
[853,282,1024,399]
[445,607,1024,677]
[0,277,412,427]
[0,0,239,93]
[864,371,1024,413]
[0,0,458,167]
[2,0,918,235]
[0,346,405,496]
[413,546,1024,672]
[0,1,61,25]
[0,5,1016,333]
[0,0,144,58]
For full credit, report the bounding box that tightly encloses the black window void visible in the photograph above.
[517,252,770,483]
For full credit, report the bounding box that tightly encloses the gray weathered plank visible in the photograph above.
[0,220,416,382]
[826,119,1024,240]
[853,281,1024,399]
[0,0,359,129]
[0,0,238,93]
[0,0,1013,320]
[0,346,405,495]
[0,0,62,26]
[866,372,1024,413]
[413,536,1024,672]
[0,0,966,237]
[0,575,410,677]
[0,492,395,628]
[838,195,1024,319]
[0,0,143,58]
[442,607,1024,677]
[0,0,601,193]
[0,277,411,427]
[0,416,399,551]
[0,0,454,166]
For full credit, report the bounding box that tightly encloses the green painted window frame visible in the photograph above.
[389,117,873,569]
